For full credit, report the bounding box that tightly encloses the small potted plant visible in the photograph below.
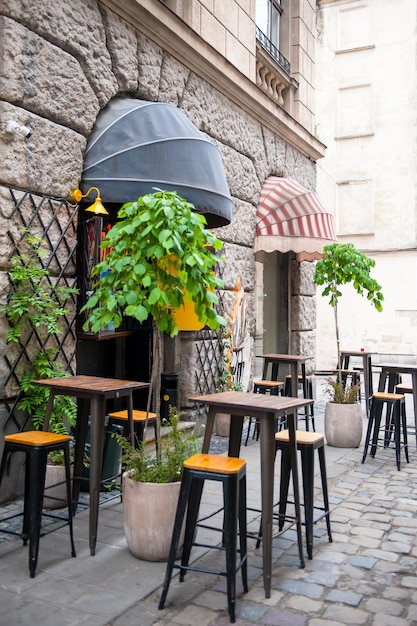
[314,242,384,447]
[115,407,200,560]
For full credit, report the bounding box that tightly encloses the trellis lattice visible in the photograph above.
[193,286,229,422]
[0,187,78,431]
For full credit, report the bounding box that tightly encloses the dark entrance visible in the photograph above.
[75,205,151,410]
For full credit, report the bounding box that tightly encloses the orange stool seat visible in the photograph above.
[108,409,157,449]
[253,380,284,393]
[4,431,70,446]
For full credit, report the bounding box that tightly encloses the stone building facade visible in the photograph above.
[0,0,324,497]
[316,0,417,368]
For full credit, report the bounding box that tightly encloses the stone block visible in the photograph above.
[136,32,163,101]
[0,102,85,198]
[102,5,139,93]
[221,242,255,291]
[216,198,256,248]
[291,258,317,296]
[159,52,191,106]
[291,329,316,366]
[291,295,316,331]
[1,0,118,106]
[0,16,99,135]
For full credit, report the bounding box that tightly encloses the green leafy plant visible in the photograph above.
[324,376,360,405]
[3,231,78,343]
[19,349,77,434]
[115,408,201,483]
[216,330,243,392]
[314,242,384,403]
[82,189,226,464]
[82,189,225,338]
[2,231,78,461]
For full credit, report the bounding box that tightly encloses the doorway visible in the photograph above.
[255,251,289,379]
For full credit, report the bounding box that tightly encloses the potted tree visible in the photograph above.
[82,189,226,560]
[115,407,200,560]
[313,242,384,447]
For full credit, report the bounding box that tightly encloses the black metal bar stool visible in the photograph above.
[245,380,284,445]
[108,409,158,450]
[159,453,248,623]
[107,409,158,497]
[0,431,76,577]
[284,375,315,431]
[362,392,409,471]
[257,429,331,560]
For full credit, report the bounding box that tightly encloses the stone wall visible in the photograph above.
[0,0,317,416]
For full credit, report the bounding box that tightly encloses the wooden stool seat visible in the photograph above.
[4,431,70,446]
[253,380,284,390]
[395,384,413,394]
[285,374,312,382]
[184,453,246,474]
[372,391,404,402]
[108,409,157,422]
[275,430,323,446]
[159,453,247,622]
[0,430,76,577]
[108,409,158,451]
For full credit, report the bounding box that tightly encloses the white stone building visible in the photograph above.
[316,0,417,368]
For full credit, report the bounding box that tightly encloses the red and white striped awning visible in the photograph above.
[255,177,337,260]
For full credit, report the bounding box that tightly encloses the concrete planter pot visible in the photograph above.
[324,402,363,448]
[43,464,73,510]
[123,472,184,561]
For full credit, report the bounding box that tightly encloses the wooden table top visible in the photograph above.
[341,350,375,356]
[257,353,313,363]
[377,363,417,373]
[189,390,313,413]
[34,375,150,394]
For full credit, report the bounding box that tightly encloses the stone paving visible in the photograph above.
[149,442,417,626]
[1,397,417,625]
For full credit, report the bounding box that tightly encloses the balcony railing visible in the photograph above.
[256,26,290,74]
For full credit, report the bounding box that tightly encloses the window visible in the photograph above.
[256,0,289,73]
[256,0,282,50]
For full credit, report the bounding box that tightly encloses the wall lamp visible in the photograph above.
[0,120,33,139]
[71,186,109,215]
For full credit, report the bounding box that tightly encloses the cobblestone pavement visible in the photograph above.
[141,442,417,626]
[1,399,417,625]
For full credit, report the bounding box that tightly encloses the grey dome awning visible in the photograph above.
[80,97,232,227]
